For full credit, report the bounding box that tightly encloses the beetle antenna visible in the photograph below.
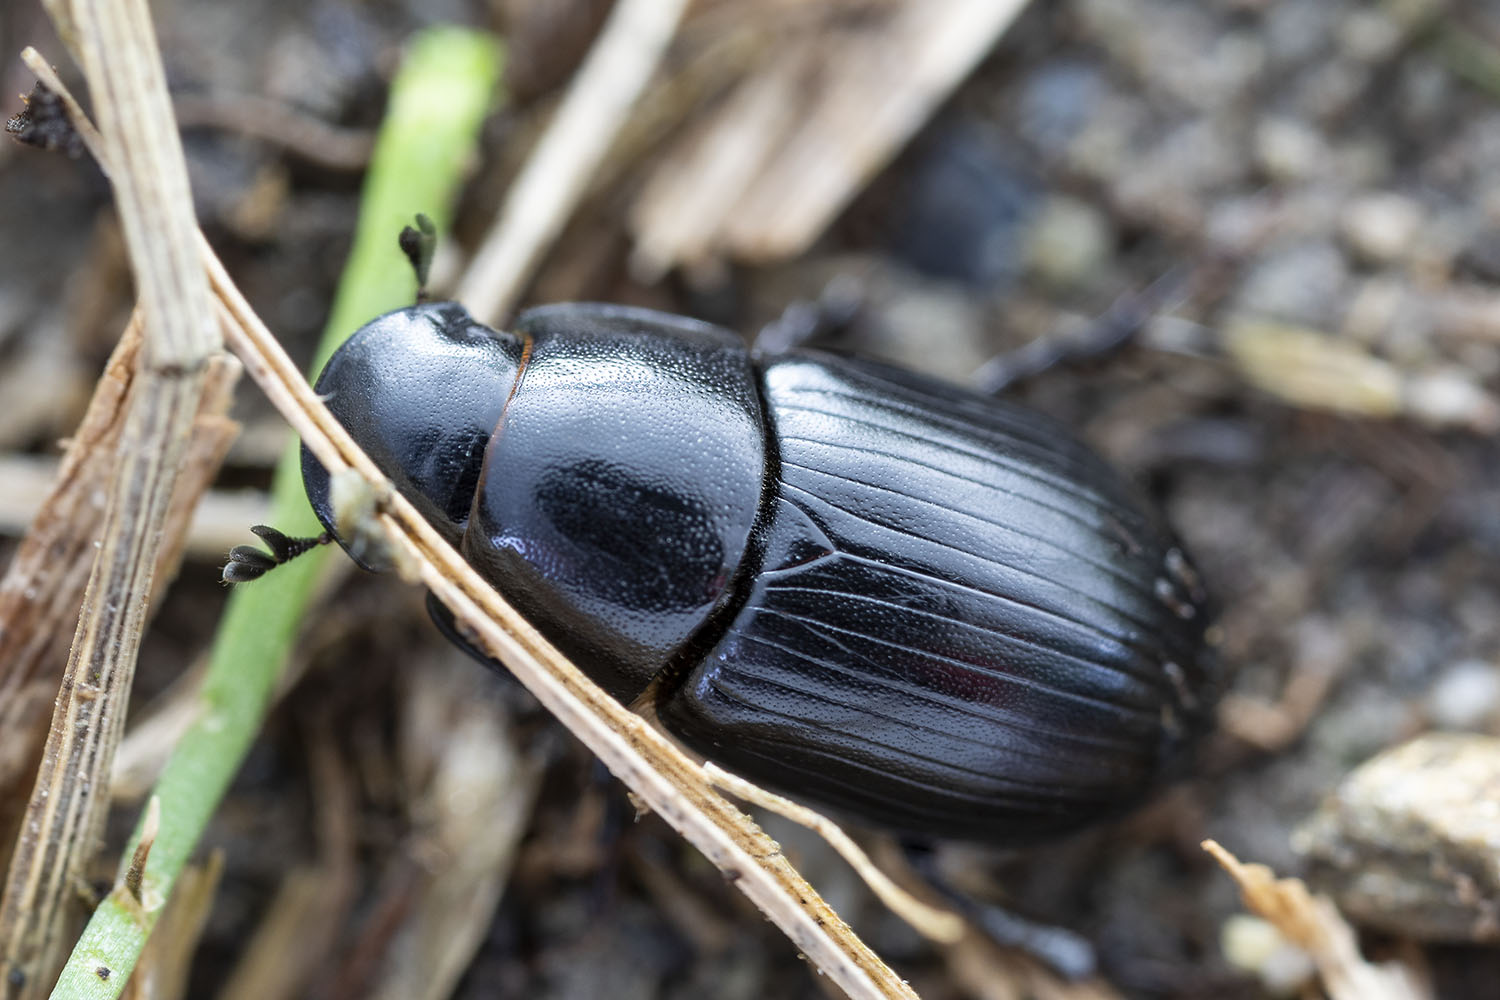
[222,524,331,584]
[398,212,438,302]
[7,81,86,158]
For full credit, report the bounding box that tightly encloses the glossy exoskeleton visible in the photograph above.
[301,301,1216,844]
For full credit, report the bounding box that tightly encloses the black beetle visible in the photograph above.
[297,299,1217,844]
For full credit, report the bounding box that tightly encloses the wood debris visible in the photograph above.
[1203,840,1432,1000]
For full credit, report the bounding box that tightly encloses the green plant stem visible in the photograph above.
[50,26,503,999]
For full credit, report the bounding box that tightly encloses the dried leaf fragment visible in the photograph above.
[1202,839,1431,1000]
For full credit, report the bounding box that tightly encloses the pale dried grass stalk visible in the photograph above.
[368,661,543,1000]
[0,319,141,822]
[216,727,357,1000]
[1,0,226,986]
[456,0,692,324]
[630,0,1031,273]
[1204,840,1432,1000]
[703,762,965,944]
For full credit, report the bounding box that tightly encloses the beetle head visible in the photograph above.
[301,301,524,569]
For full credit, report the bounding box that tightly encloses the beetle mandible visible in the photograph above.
[296,298,1217,844]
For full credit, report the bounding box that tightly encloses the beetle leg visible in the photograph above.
[901,841,1097,980]
[753,274,864,354]
[973,265,1192,394]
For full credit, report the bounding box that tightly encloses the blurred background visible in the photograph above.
[2,0,1500,997]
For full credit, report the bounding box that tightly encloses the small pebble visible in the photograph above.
[1024,196,1112,290]
[1294,733,1500,942]
[1017,61,1103,157]
[1235,241,1348,327]
[864,283,991,384]
[1255,117,1326,183]
[1338,10,1405,62]
[1341,193,1424,266]
[1220,914,1317,998]
[889,123,1036,286]
[1425,660,1500,731]
[1225,319,1401,418]
[1404,367,1500,433]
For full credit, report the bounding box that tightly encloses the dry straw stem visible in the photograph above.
[0,322,141,856]
[0,292,235,884]
[942,933,1125,1000]
[702,763,965,944]
[172,93,373,171]
[0,323,141,743]
[629,0,1030,276]
[0,314,237,770]
[0,456,268,561]
[0,0,223,990]
[43,29,503,999]
[25,37,917,1000]
[1203,840,1431,1000]
[367,662,543,1000]
[456,0,692,324]
[214,723,358,1000]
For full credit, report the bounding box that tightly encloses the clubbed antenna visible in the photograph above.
[222,524,331,584]
[398,212,438,301]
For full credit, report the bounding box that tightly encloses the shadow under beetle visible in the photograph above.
[291,295,1219,846]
